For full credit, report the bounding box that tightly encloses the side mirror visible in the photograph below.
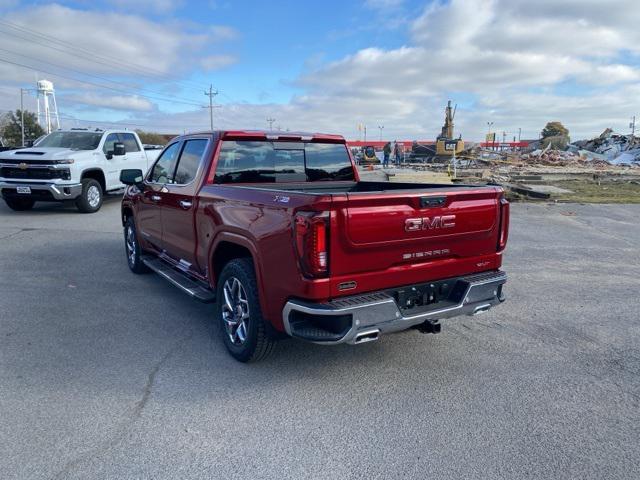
[120,169,144,187]
[113,142,126,156]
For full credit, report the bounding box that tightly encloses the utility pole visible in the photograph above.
[267,117,275,130]
[378,125,384,141]
[20,88,25,147]
[364,125,367,142]
[518,127,521,142]
[204,85,218,131]
[630,116,636,137]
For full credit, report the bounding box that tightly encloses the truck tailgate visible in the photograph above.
[330,187,502,280]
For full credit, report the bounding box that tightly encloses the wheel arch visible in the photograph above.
[209,233,268,318]
[121,203,134,226]
[80,168,106,192]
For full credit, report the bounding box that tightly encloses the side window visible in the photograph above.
[119,133,140,152]
[174,139,208,185]
[102,133,119,154]
[149,142,181,184]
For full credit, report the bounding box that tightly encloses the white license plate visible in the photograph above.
[16,186,31,194]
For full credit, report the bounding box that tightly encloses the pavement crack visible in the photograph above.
[132,336,189,418]
[51,331,194,480]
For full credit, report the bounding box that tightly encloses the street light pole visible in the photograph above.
[378,125,384,141]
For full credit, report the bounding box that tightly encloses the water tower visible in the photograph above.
[36,80,60,134]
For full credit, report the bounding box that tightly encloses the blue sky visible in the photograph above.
[0,0,639,140]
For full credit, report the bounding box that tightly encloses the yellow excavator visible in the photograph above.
[410,100,466,162]
[435,100,465,156]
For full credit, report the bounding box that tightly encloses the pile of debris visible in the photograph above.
[470,129,640,169]
[520,145,595,167]
[568,128,640,165]
[472,145,606,168]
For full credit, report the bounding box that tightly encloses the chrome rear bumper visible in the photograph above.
[282,270,507,345]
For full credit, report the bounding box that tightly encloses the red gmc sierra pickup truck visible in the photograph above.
[120,130,509,362]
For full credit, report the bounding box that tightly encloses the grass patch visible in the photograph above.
[551,179,640,203]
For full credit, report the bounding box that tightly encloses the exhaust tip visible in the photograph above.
[473,304,491,315]
[354,329,380,344]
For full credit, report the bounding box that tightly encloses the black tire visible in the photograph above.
[4,197,35,211]
[216,258,277,362]
[124,217,150,274]
[75,178,103,213]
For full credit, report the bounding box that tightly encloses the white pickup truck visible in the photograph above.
[0,129,161,213]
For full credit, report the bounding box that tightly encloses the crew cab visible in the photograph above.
[120,130,509,362]
[0,128,160,213]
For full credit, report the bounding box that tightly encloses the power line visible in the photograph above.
[0,46,205,107]
[0,56,205,108]
[0,19,207,92]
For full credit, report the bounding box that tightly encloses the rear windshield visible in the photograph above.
[214,141,355,184]
[36,131,103,150]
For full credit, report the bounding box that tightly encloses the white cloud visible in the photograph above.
[131,0,634,140]
[0,4,240,121]
[3,0,640,141]
[283,0,640,140]
[106,0,184,15]
[208,25,239,41]
[200,55,237,71]
[64,93,155,112]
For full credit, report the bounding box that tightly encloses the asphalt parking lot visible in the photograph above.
[1,197,639,479]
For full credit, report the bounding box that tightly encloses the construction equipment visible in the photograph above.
[435,100,465,156]
[409,100,466,163]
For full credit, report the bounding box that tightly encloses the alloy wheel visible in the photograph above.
[222,277,250,345]
[125,225,136,266]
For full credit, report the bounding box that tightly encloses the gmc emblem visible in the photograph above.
[405,215,456,231]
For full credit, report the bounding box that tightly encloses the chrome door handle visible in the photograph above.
[150,195,161,202]
[179,199,192,209]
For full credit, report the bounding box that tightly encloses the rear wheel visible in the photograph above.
[75,178,103,213]
[124,217,150,274]
[216,258,276,362]
[4,197,35,211]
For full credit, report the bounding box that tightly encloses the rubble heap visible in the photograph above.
[470,129,640,168]
[569,129,640,165]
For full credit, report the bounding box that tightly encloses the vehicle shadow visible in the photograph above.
[2,231,452,404]
[0,194,123,215]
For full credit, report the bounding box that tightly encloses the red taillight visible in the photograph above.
[498,196,510,251]
[294,211,329,278]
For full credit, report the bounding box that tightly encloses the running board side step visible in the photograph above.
[142,256,216,303]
